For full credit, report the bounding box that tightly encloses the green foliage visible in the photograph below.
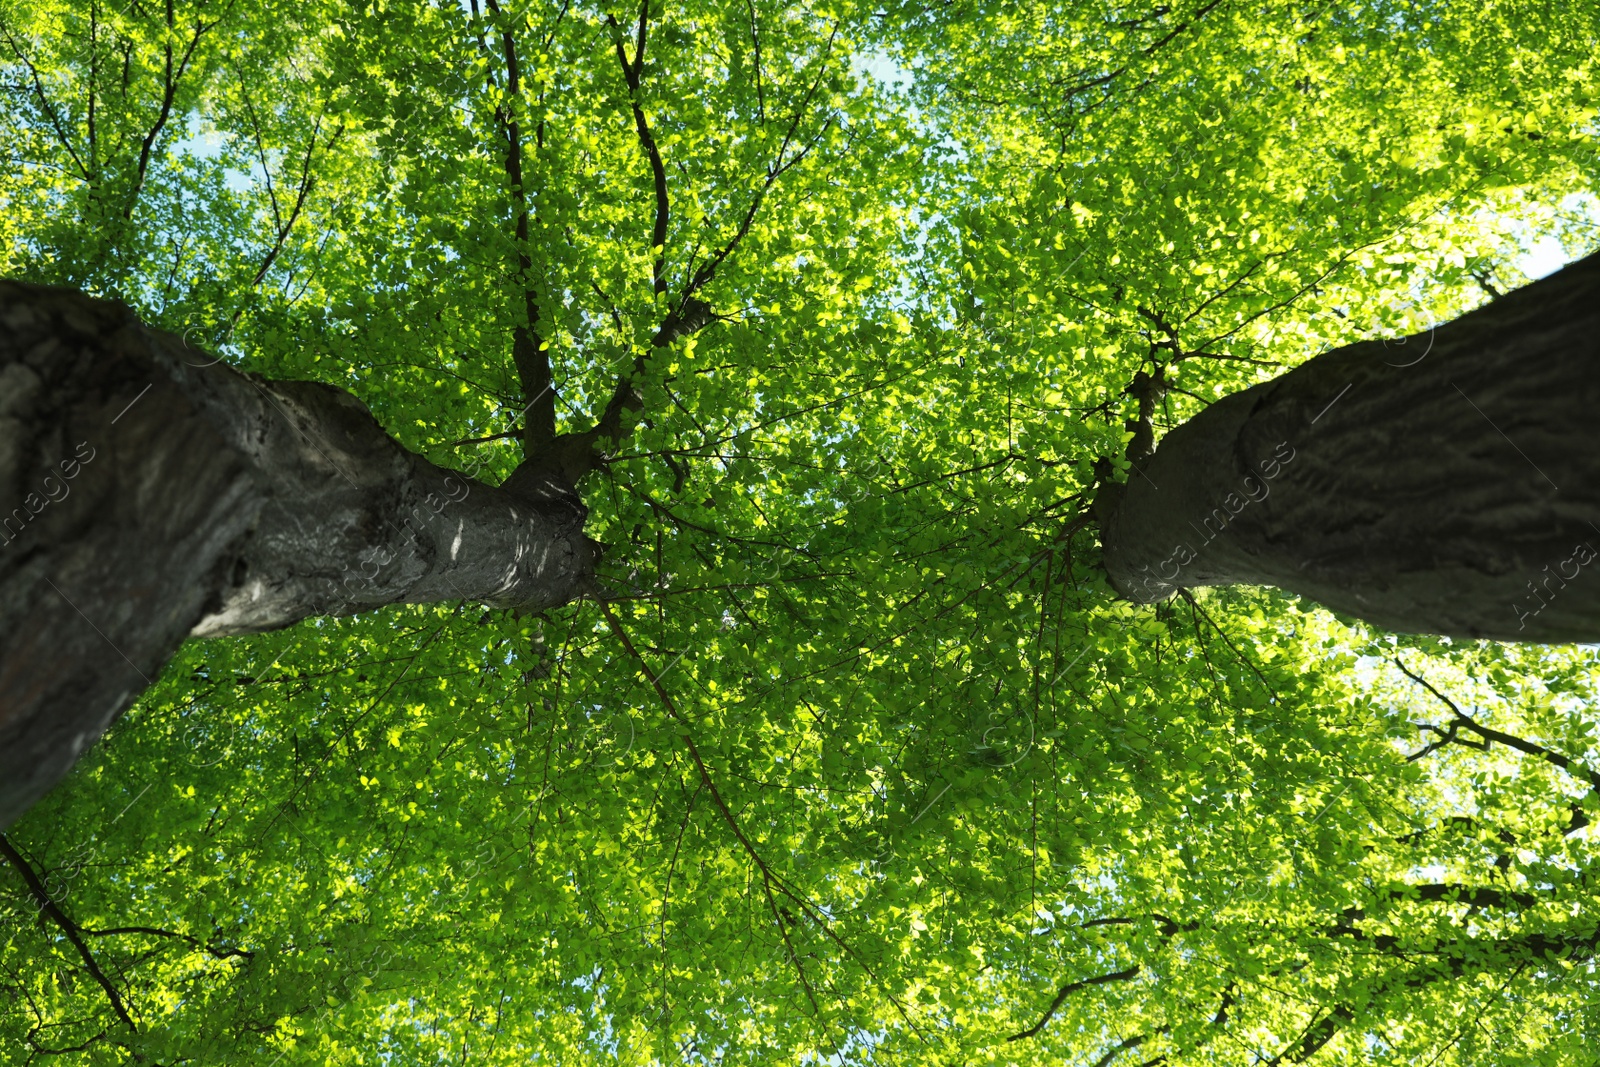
[3,0,1600,1063]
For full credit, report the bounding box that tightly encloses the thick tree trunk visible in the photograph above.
[0,283,595,828]
[1101,250,1600,642]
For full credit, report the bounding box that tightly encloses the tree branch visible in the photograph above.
[0,18,90,178]
[598,600,921,1034]
[452,427,526,448]
[1008,965,1141,1041]
[548,18,842,487]
[1088,1029,1170,1067]
[1178,589,1278,700]
[81,923,255,960]
[683,21,840,302]
[607,1,669,296]
[236,87,340,292]
[482,0,555,450]
[1267,1005,1352,1066]
[1392,655,1600,793]
[0,834,137,1032]
[745,0,765,122]
[1040,0,1226,127]
[127,0,215,221]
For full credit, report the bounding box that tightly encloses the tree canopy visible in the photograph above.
[4,0,1600,1063]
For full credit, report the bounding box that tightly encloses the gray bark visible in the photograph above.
[0,282,595,828]
[1100,250,1600,642]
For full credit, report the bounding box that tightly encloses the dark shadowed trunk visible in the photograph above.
[0,283,596,828]
[1100,250,1600,642]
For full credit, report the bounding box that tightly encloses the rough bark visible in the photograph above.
[0,282,596,828]
[1100,250,1600,642]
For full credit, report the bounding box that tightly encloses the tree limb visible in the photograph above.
[0,834,137,1032]
[1008,965,1141,1041]
[0,18,89,178]
[1392,655,1600,794]
[598,601,922,1035]
[482,0,555,449]
[127,0,217,222]
[81,923,255,960]
[607,1,670,296]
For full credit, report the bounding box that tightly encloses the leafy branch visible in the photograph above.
[234,76,344,292]
[519,13,843,489]
[0,16,90,179]
[477,0,567,450]
[0,834,136,1033]
[606,0,669,298]
[597,600,924,1038]
[1393,654,1600,799]
[1008,964,1141,1041]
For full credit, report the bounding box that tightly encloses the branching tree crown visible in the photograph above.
[2,0,1600,1063]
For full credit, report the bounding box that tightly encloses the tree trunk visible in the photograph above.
[1100,250,1600,643]
[0,283,595,828]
